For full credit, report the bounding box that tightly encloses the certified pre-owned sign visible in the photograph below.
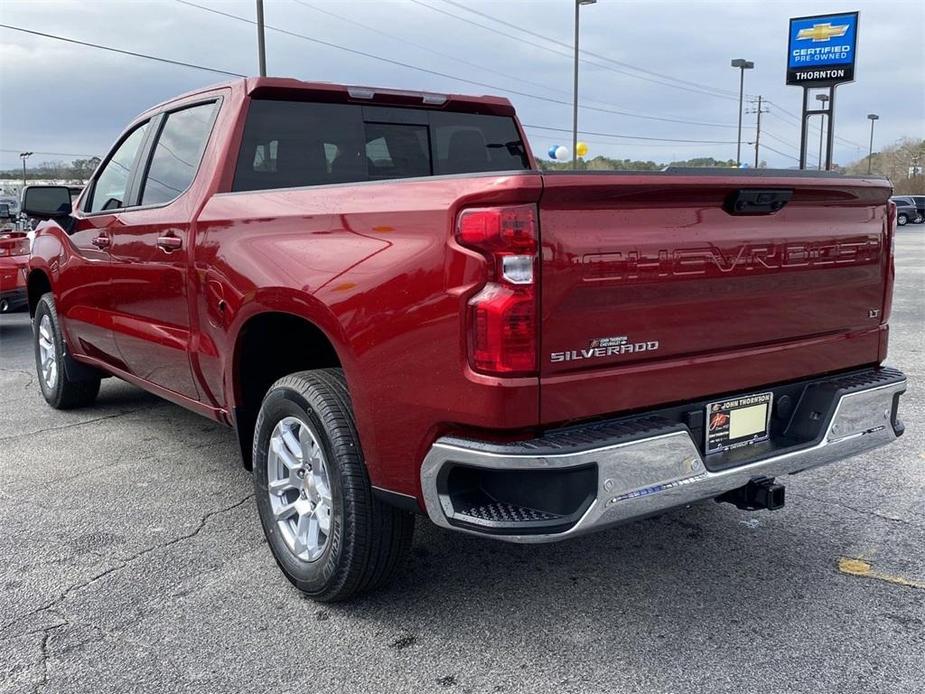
[787,11,859,86]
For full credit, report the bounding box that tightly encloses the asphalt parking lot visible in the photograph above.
[1,231,923,694]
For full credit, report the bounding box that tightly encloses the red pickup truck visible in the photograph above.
[23,78,906,601]
[0,230,30,314]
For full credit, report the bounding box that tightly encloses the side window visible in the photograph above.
[87,122,148,213]
[140,102,218,206]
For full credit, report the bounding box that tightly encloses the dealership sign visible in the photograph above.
[787,12,859,85]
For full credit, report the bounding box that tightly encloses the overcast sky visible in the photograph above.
[1,0,923,171]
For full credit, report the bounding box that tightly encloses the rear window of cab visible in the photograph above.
[232,99,530,192]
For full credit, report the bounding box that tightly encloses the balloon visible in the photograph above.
[548,146,559,159]
[555,145,569,160]
[576,142,588,157]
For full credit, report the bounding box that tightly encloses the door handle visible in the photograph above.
[156,235,182,251]
[91,234,110,249]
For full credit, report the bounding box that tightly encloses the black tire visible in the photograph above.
[252,368,414,601]
[33,293,101,409]
[897,213,908,226]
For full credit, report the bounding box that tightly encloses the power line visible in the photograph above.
[0,23,245,78]
[410,0,742,103]
[436,0,741,100]
[292,0,732,127]
[765,100,865,149]
[522,124,737,145]
[760,130,802,154]
[757,142,800,163]
[291,0,567,100]
[1,148,97,158]
[176,0,737,129]
[532,138,734,149]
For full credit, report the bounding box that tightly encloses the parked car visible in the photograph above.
[0,195,19,218]
[23,78,907,601]
[907,195,925,221]
[0,230,30,313]
[891,196,923,225]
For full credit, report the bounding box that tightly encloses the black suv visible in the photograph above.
[891,196,923,226]
[908,195,925,220]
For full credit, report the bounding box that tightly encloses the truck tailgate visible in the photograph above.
[538,172,893,424]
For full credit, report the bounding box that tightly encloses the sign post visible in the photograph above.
[786,11,859,170]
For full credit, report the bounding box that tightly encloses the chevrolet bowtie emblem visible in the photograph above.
[796,23,849,42]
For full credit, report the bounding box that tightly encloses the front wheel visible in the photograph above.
[252,369,414,601]
[33,294,101,409]
[897,213,908,226]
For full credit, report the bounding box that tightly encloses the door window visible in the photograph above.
[140,102,218,206]
[87,122,149,213]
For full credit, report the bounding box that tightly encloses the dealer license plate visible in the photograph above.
[705,392,773,454]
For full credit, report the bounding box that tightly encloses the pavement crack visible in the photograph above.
[0,366,35,389]
[33,623,66,694]
[0,408,151,442]
[789,491,925,529]
[0,493,254,637]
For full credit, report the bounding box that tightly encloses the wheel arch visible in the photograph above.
[26,268,53,317]
[229,306,352,469]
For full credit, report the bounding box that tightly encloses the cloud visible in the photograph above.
[1,0,922,170]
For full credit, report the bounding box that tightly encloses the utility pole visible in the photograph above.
[19,151,32,191]
[572,1,596,170]
[747,96,768,168]
[256,0,267,77]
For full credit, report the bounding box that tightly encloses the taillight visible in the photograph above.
[0,235,30,257]
[456,205,538,375]
[887,200,896,259]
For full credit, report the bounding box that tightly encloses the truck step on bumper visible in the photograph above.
[420,367,906,542]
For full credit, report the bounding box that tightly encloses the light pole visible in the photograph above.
[256,0,267,77]
[866,114,879,175]
[730,58,754,167]
[816,94,829,170]
[572,0,596,170]
[19,151,32,191]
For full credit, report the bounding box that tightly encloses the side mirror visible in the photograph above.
[22,185,72,220]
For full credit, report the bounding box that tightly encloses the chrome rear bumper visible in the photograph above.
[421,369,906,542]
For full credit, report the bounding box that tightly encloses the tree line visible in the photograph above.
[4,137,922,194]
[0,158,100,183]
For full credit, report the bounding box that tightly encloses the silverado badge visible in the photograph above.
[550,335,659,363]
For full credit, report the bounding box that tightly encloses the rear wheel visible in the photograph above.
[252,369,414,601]
[33,294,101,409]
[897,213,908,226]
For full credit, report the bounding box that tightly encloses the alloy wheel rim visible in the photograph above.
[37,315,58,390]
[267,415,333,561]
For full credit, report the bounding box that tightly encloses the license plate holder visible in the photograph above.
[705,392,773,454]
